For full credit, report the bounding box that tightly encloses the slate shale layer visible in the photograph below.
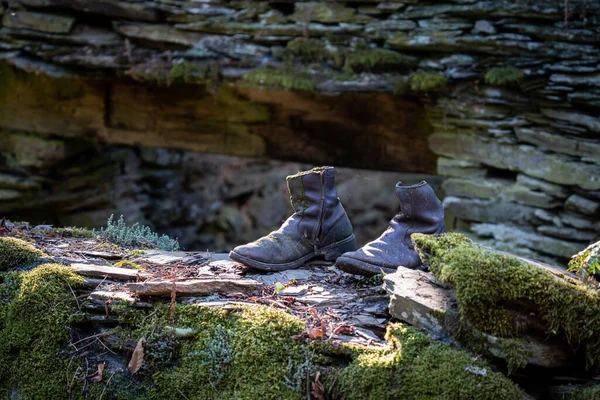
[0,0,599,263]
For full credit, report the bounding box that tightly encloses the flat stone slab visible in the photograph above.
[126,278,262,296]
[70,263,144,281]
[384,268,456,336]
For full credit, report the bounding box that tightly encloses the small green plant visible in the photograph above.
[0,237,43,270]
[97,215,180,251]
[569,240,600,277]
[484,67,523,86]
[408,71,448,92]
[196,325,234,390]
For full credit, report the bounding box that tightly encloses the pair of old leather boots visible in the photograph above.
[229,166,445,276]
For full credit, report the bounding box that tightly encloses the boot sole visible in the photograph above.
[229,234,357,272]
[335,256,397,277]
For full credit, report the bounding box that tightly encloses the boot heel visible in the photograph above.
[320,235,358,262]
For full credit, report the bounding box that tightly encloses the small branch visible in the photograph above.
[98,372,115,400]
[67,282,80,310]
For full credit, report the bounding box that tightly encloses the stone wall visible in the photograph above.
[0,0,599,263]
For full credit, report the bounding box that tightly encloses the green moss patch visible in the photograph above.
[412,232,600,366]
[408,71,448,92]
[244,67,317,92]
[484,67,523,86]
[286,38,329,62]
[569,240,600,277]
[0,264,84,399]
[331,323,522,400]
[343,49,416,73]
[0,237,43,270]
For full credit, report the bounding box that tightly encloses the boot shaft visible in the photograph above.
[286,166,338,213]
[395,181,445,227]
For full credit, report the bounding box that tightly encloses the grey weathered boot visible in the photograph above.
[229,166,357,271]
[335,181,445,276]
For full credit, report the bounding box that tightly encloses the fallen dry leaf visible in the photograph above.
[128,337,147,374]
[308,327,324,339]
[87,362,105,382]
[311,371,325,400]
[333,325,354,335]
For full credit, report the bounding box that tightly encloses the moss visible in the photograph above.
[286,38,329,62]
[343,49,416,73]
[408,71,448,92]
[110,303,310,399]
[244,67,316,92]
[331,323,522,400]
[569,240,600,277]
[127,249,147,258]
[412,232,600,367]
[497,338,529,374]
[169,61,217,84]
[0,237,43,270]
[570,384,600,399]
[54,226,95,238]
[114,260,143,270]
[0,264,85,399]
[484,67,523,86]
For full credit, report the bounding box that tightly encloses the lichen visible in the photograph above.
[0,237,43,270]
[343,49,415,73]
[412,232,600,367]
[408,71,448,92]
[243,67,316,92]
[484,67,523,86]
[331,323,523,400]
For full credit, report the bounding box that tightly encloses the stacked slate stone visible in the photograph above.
[0,0,598,263]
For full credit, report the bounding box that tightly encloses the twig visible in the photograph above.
[96,337,116,355]
[71,331,111,347]
[177,388,191,400]
[93,276,108,292]
[98,372,115,400]
[67,282,80,310]
[140,309,158,325]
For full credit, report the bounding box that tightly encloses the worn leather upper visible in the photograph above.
[340,181,445,269]
[231,167,354,264]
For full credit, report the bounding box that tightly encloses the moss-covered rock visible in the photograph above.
[331,323,522,400]
[408,71,448,92]
[0,264,85,399]
[0,237,43,270]
[484,67,523,86]
[286,38,329,62]
[343,49,417,73]
[412,232,600,367]
[244,67,316,92]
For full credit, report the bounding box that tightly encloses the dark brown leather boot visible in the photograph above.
[335,181,445,276]
[229,166,357,271]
